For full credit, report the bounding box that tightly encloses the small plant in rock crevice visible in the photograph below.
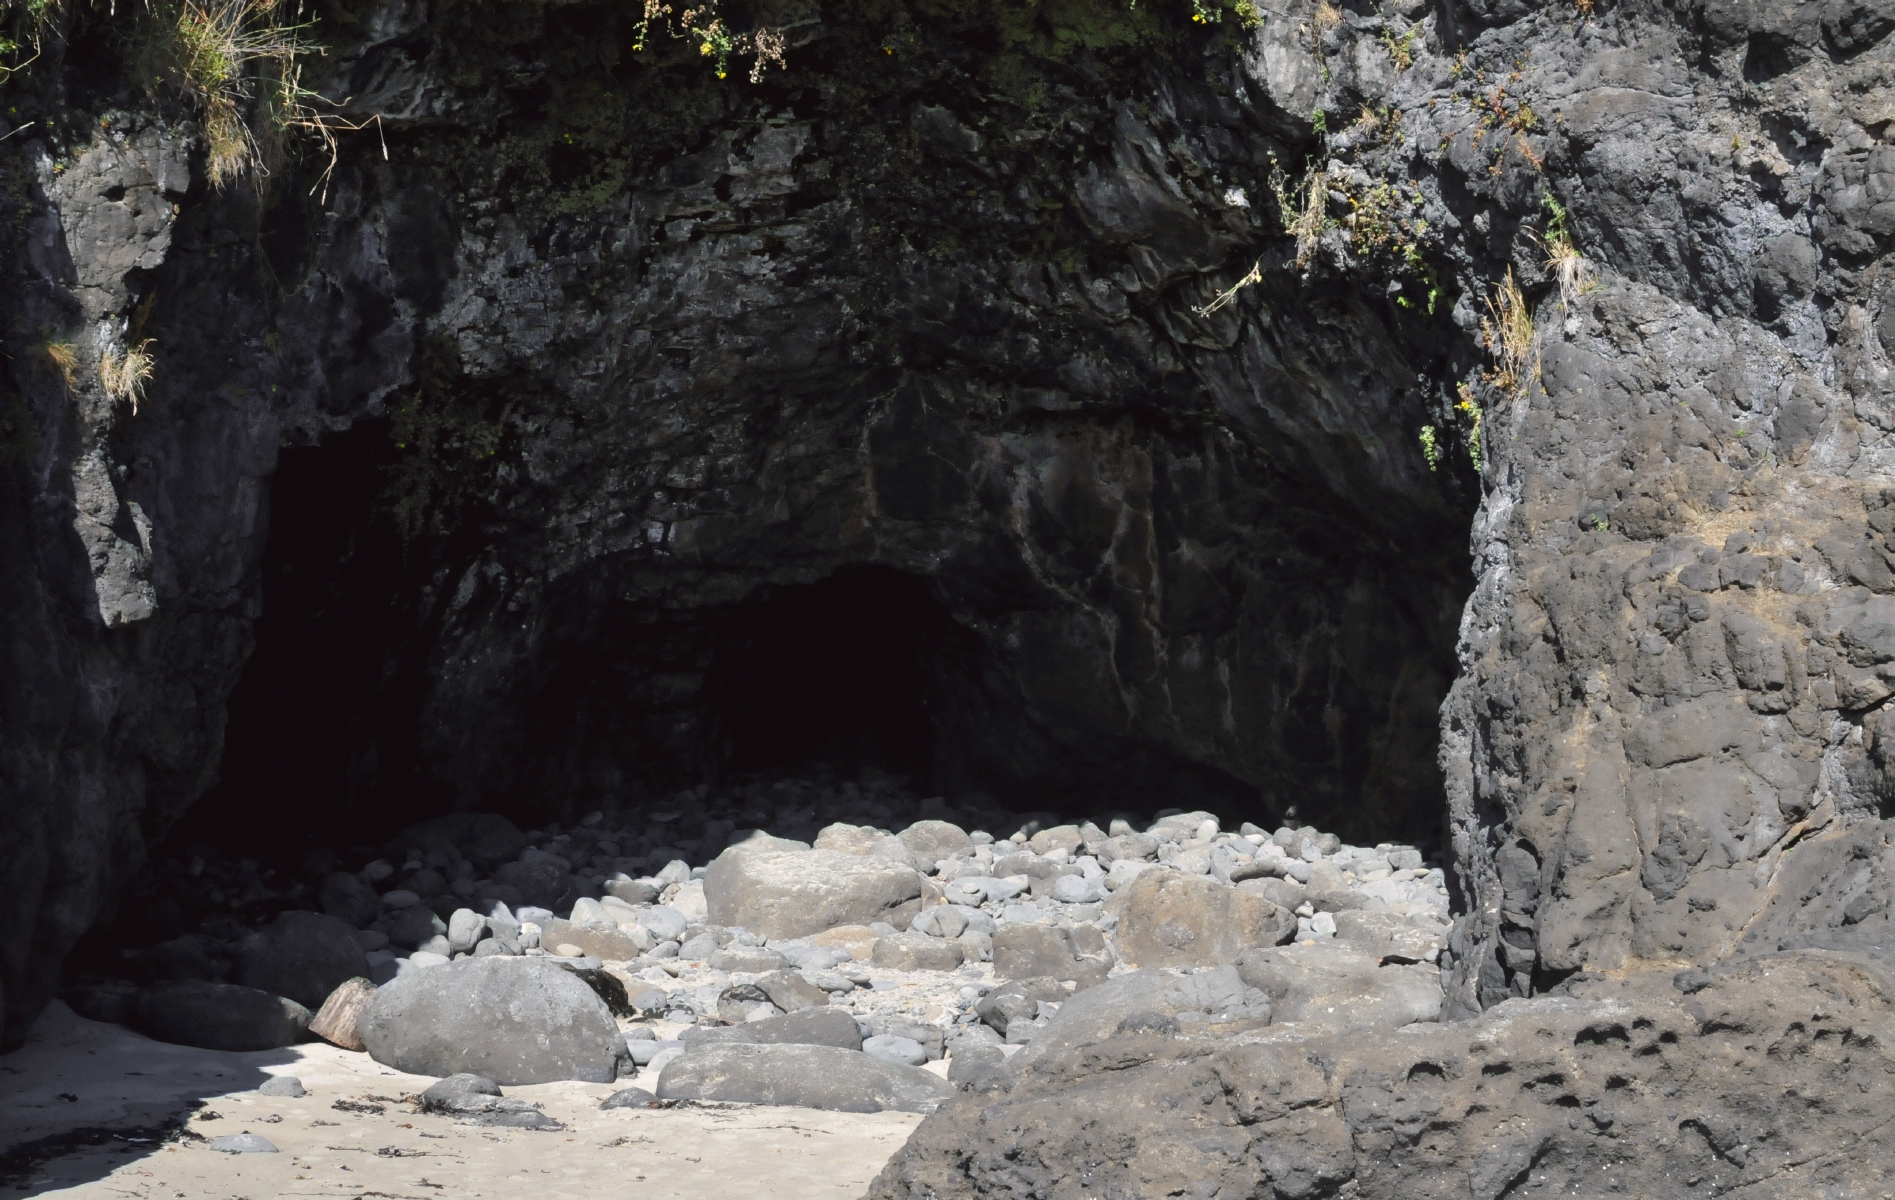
[1480,268,1536,398]
[39,339,77,390]
[100,339,155,412]
[1456,387,1483,472]
[1382,23,1417,70]
[1536,190,1593,310]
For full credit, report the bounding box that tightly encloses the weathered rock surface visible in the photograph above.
[655,1043,954,1114]
[0,0,1472,1046]
[1235,943,1442,1033]
[358,958,620,1084]
[1,0,1891,1058]
[704,840,926,939]
[870,952,1895,1199]
[1109,868,1294,968]
[307,977,377,1052]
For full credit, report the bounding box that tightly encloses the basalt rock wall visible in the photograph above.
[1,0,1892,1051]
[0,0,1472,1047]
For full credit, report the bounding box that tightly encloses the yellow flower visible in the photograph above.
[700,42,712,55]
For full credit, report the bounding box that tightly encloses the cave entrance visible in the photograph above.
[700,565,966,783]
[171,422,435,858]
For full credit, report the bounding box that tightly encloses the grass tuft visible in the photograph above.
[1480,268,1536,397]
[40,340,78,390]
[100,339,156,412]
[1535,192,1593,311]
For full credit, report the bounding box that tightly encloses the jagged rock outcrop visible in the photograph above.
[869,949,1895,1198]
[0,0,1890,1057]
[0,1,1471,1046]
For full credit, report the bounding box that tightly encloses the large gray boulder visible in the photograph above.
[897,820,972,863]
[358,958,620,1084]
[656,1043,954,1113]
[704,835,925,939]
[133,981,311,1051]
[235,910,371,1010]
[1109,868,1295,968]
[870,953,1895,1200]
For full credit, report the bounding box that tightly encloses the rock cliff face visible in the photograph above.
[0,0,1891,1051]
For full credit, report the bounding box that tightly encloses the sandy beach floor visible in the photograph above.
[1,1002,924,1200]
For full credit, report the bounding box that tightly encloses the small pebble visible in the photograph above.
[209,1133,278,1154]
[256,1076,305,1098]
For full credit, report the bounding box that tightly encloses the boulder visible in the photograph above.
[1019,965,1268,1062]
[538,918,649,963]
[704,837,925,938]
[382,904,446,950]
[975,977,1068,1037]
[123,935,228,984]
[680,1005,861,1050]
[600,1086,658,1109]
[1234,943,1442,1032]
[809,924,882,960]
[307,977,377,1051]
[868,953,1895,1200]
[1027,825,1083,856]
[909,904,993,939]
[945,1042,1013,1091]
[1332,910,1447,963]
[632,905,690,942]
[814,823,890,854]
[318,873,383,927]
[991,925,1110,988]
[133,981,311,1051]
[234,910,371,1010]
[1110,868,1295,967]
[358,958,621,1084]
[606,879,661,906]
[754,969,830,1012]
[656,1043,955,1113]
[897,820,973,863]
[447,908,490,955]
[865,1016,944,1060]
[872,931,967,972]
[863,1034,928,1066]
[710,944,790,972]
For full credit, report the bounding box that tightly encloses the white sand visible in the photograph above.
[2,1002,923,1199]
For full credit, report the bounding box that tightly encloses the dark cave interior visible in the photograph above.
[167,417,1466,874]
[174,430,991,862]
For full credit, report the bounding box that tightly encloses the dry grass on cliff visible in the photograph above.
[39,340,77,390]
[100,339,155,412]
[134,0,309,188]
[1481,269,1536,397]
